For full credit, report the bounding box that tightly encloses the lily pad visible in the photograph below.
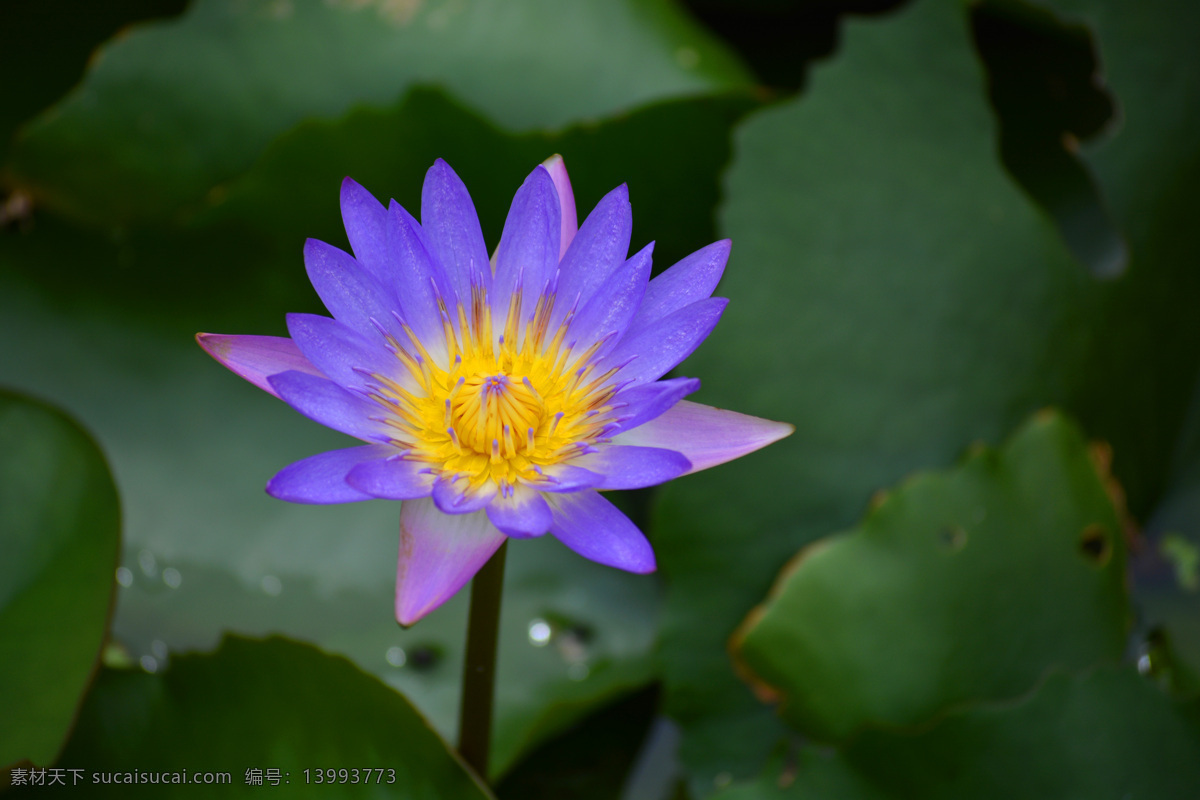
[733,411,1129,740]
[711,667,1200,800]
[0,390,120,768]
[653,0,1200,790]
[31,635,493,798]
[1025,0,1200,703]
[654,0,1094,787]
[5,0,750,226]
[0,0,186,162]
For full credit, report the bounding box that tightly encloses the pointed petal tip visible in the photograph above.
[613,400,793,475]
[629,556,657,575]
[394,499,506,627]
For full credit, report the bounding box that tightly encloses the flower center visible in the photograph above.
[450,373,542,457]
[367,282,621,493]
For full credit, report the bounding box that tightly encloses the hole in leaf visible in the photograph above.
[1079,523,1112,566]
[938,525,968,552]
[970,0,1126,279]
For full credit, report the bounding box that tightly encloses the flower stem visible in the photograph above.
[457,540,508,781]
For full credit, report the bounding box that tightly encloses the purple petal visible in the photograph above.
[626,240,730,339]
[542,154,577,257]
[575,445,691,490]
[303,238,403,342]
[486,487,552,538]
[547,491,656,573]
[432,476,498,514]
[386,201,455,357]
[286,313,408,394]
[421,159,492,302]
[553,184,632,326]
[340,178,390,284]
[567,242,653,355]
[492,166,561,327]
[266,444,394,504]
[268,370,389,442]
[611,376,700,434]
[534,463,605,492]
[196,333,322,400]
[604,297,728,385]
[613,400,794,474]
[395,498,506,626]
[345,457,435,500]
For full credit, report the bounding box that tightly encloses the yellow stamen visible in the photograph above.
[373,284,618,491]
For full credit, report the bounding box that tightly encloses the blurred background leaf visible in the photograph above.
[0,390,120,768]
[4,0,750,226]
[13,635,493,798]
[0,0,187,165]
[710,667,1200,800]
[652,0,1200,792]
[3,0,1200,795]
[0,83,754,781]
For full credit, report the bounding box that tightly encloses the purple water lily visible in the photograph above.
[198,156,792,625]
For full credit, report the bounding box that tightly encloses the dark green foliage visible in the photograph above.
[2,0,1199,796]
[0,391,120,768]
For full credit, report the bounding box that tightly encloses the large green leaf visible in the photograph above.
[1036,0,1200,517]
[711,667,1200,800]
[0,0,186,163]
[0,390,120,768]
[733,411,1128,740]
[4,0,750,226]
[16,635,492,798]
[0,88,754,779]
[655,0,1200,789]
[1022,0,1200,698]
[202,88,759,300]
[654,0,1095,788]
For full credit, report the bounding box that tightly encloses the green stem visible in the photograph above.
[457,540,508,781]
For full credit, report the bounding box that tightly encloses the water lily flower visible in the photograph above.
[198,157,792,625]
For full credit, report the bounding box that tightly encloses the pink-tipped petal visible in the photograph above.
[542,154,577,257]
[197,333,323,400]
[576,445,691,490]
[395,498,507,626]
[486,486,552,538]
[547,491,656,573]
[266,444,394,504]
[613,400,794,474]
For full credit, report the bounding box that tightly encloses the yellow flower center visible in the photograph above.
[368,283,620,494]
